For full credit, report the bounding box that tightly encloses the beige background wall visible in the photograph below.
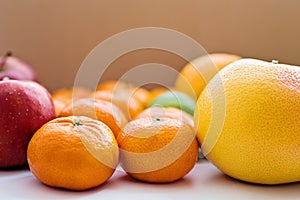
[0,0,299,91]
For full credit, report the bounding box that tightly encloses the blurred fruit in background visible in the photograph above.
[0,51,39,82]
[149,91,196,116]
[147,87,168,103]
[96,80,126,91]
[175,53,241,99]
[93,90,144,121]
[52,87,92,103]
[131,87,151,107]
[97,80,150,106]
[95,80,148,120]
[51,87,92,116]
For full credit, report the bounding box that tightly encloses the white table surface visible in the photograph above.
[0,160,299,200]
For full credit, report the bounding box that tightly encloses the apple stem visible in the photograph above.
[5,51,13,57]
[0,51,13,71]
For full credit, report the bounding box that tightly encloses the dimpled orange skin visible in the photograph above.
[117,117,198,183]
[194,58,300,184]
[27,116,119,190]
[59,98,127,138]
[175,53,241,99]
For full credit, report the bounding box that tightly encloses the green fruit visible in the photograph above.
[149,91,196,115]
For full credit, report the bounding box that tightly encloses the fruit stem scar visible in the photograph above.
[73,120,83,126]
[155,118,161,121]
[272,60,279,64]
[0,51,12,70]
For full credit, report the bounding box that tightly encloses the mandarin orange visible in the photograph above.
[27,116,119,190]
[117,117,198,183]
[93,90,144,120]
[51,87,92,116]
[135,106,194,128]
[60,98,127,137]
[97,80,150,106]
[175,53,241,99]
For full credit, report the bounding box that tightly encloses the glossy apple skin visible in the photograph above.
[0,80,55,168]
[0,56,38,82]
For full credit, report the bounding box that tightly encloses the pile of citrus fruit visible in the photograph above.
[24,53,236,190]
[25,52,300,191]
[29,77,201,190]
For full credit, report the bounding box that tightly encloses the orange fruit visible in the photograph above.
[148,87,168,103]
[131,87,151,107]
[52,87,92,104]
[97,80,134,92]
[175,53,241,99]
[27,116,119,190]
[52,99,66,117]
[97,80,150,106]
[52,87,92,116]
[93,90,144,120]
[96,80,120,91]
[135,107,194,128]
[117,117,198,183]
[60,98,127,137]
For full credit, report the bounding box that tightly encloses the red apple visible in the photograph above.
[0,79,55,168]
[0,51,38,82]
